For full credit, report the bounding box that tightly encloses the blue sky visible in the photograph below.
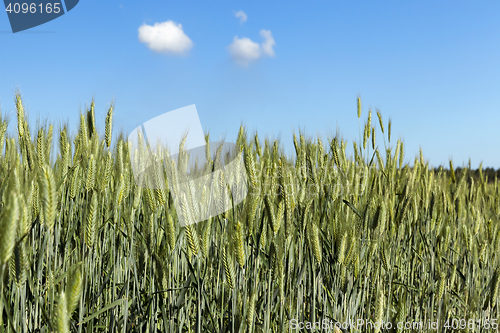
[1,0,499,168]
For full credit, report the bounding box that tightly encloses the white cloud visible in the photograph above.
[227,29,276,67]
[228,37,261,66]
[259,29,275,57]
[235,10,247,23]
[138,21,193,55]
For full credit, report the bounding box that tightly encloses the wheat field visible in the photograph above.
[0,93,498,332]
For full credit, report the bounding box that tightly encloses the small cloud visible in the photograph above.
[235,10,247,23]
[138,21,193,55]
[227,29,276,67]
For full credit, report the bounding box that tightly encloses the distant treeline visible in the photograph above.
[432,166,500,184]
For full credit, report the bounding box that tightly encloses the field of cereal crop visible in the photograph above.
[0,93,499,332]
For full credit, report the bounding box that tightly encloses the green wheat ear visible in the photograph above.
[184,223,200,257]
[395,293,407,333]
[201,218,212,258]
[222,245,235,290]
[449,160,456,183]
[337,231,347,265]
[37,128,45,171]
[101,151,113,191]
[490,268,499,308]
[0,120,8,159]
[0,176,19,264]
[46,124,53,163]
[15,92,27,145]
[388,118,392,143]
[399,140,404,169]
[246,291,257,331]
[234,220,245,268]
[85,154,96,192]
[437,271,446,301]
[66,267,83,315]
[244,144,258,189]
[105,102,114,148]
[376,110,384,133]
[166,209,176,252]
[357,97,362,118]
[374,290,385,333]
[308,222,322,264]
[40,164,57,231]
[85,191,98,248]
[54,292,69,333]
[87,99,96,137]
[371,126,376,150]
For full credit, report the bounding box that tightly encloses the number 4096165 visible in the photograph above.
[5,3,61,14]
